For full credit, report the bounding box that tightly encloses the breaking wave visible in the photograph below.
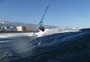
[37,27,79,37]
[0,27,90,62]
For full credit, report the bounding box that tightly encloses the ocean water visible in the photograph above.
[0,28,90,62]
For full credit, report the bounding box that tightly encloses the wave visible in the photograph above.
[0,27,79,38]
[0,33,34,38]
[37,27,79,37]
[11,28,90,62]
[0,27,90,62]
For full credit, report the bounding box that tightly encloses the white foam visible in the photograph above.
[0,33,34,38]
[37,28,79,37]
[0,27,80,38]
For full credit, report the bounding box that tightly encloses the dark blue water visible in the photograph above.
[0,29,90,62]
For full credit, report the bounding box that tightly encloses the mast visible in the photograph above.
[33,4,49,35]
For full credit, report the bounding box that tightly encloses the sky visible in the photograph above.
[0,0,90,28]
